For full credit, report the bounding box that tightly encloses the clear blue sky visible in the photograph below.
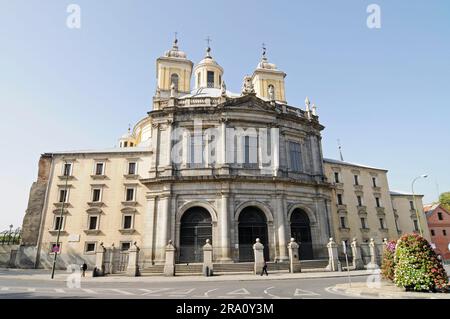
[1,1,449,229]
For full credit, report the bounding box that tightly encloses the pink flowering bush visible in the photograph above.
[381,240,397,281]
[394,233,448,292]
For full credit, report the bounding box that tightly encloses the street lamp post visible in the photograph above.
[411,174,428,237]
[51,160,69,279]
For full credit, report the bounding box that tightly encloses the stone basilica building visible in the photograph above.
[17,38,430,271]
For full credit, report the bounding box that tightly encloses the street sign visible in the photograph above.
[52,245,60,253]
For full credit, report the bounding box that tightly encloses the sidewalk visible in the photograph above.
[0,268,373,283]
[330,281,450,299]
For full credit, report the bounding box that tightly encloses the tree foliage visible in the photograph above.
[439,192,450,211]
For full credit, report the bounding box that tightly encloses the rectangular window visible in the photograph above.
[54,216,64,231]
[289,142,302,172]
[361,218,367,229]
[92,189,101,202]
[120,242,131,251]
[189,133,204,165]
[197,73,201,87]
[444,230,447,236]
[126,188,135,202]
[85,242,96,253]
[337,194,343,205]
[59,189,68,203]
[372,177,377,187]
[340,217,346,228]
[395,218,400,231]
[334,172,340,183]
[431,229,435,236]
[95,162,104,175]
[128,162,137,175]
[354,175,359,185]
[438,212,443,220]
[379,218,385,229]
[207,71,214,88]
[409,201,415,210]
[357,196,363,207]
[123,215,133,229]
[375,197,381,208]
[413,220,419,231]
[63,163,72,176]
[88,216,98,230]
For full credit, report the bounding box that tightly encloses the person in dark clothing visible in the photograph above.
[261,261,268,276]
[82,262,87,277]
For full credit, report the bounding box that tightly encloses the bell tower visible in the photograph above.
[252,45,287,103]
[155,35,193,98]
[193,38,224,90]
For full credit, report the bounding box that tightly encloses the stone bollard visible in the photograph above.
[202,239,213,277]
[325,238,339,271]
[95,242,106,276]
[164,240,176,277]
[287,238,301,273]
[253,238,265,275]
[350,238,364,270]
[366,238,379,270]
[126,242,140,276]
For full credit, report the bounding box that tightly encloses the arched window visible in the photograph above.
[170,73,179,90]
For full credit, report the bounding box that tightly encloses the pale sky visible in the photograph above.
[0,0,449,229]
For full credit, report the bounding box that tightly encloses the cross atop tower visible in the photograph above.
[205,36,212,48]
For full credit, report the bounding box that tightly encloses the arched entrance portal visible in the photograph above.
[290,209,313,260]
[179,207,212,263]
[238,206,269,262]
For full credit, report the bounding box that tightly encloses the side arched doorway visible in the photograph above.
[179,207,212,263]
[238,206,269,262]
[290,209,314,260]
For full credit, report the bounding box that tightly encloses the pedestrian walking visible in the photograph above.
[82,262,87,277]
[261,260,268,276]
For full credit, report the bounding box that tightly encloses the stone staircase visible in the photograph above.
[139,259,329,276]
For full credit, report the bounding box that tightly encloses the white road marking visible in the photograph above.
[263,286,281,299]
[81,289,98,294]
[227,288,250,295]
[1,287,10,291]
[27,288,36,292]
[139,288,170,296]
[169,288,195,295]
[54,288,65,293]
[294,288,320,296]
[204,288,218,297]
[108,289,134,295]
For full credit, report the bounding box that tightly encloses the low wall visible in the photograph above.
[0,245,20,267]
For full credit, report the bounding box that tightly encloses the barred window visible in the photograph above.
[289,142,302,172]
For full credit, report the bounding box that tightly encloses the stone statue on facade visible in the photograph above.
[268,85,275,102]
[241,75,255,95]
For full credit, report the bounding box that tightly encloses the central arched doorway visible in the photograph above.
[290,209,313,260]
[238,206,269,262]
[179,207,212,263]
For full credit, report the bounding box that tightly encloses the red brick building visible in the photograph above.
[424,203,450,260]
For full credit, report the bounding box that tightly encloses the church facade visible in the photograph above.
[17,39,429,270]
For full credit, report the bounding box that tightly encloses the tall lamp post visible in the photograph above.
[51,160,69,279]
[411,174,428,236]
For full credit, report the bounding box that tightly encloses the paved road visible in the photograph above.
[0,275,369,299]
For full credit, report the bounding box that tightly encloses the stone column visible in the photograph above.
[366,238,379,270]
[350,238,364,270]
[164,240,176,277]
[325,238,339,271]
[108,244,115,274]
[202,239,213,276]
[219,193,232,262]
[253,238,265,275]
[126,243,140,277]
[156,195,170,263]
[287,238,301,273]
[143,195,156,265]
[95,242,106,276]
[276,194,288,262]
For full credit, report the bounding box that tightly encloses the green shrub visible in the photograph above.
[394,233,448,292]
[381,240,397,281]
